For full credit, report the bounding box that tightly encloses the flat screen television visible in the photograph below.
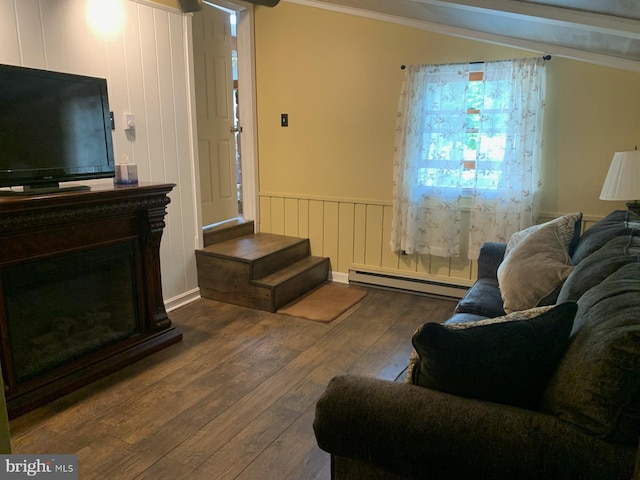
[0,64,115,194]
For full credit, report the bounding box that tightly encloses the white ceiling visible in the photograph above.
[290,0,640,71]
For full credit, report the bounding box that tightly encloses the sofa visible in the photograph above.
[313,210,640,479]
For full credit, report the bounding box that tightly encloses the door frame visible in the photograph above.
[185,0,259,249]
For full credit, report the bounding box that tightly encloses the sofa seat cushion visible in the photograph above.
[408,302,577,409]
[497,213,582,313]
[571,210,640,265]
[454,278,505,318]
[541,263,640,444]
[557,234,640,303]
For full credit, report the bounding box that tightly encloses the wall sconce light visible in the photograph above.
[599,148,640,214]
[86,0,123,40]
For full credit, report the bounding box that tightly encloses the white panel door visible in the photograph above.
[193,5,238,226]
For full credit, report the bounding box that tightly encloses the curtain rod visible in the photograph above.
[400,54,551,70]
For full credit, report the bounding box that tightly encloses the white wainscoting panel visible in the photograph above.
[259,193,477,289]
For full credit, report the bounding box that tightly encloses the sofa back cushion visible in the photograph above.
[571,210,640,265]
[540,263,640,444]
[557,235,640,303]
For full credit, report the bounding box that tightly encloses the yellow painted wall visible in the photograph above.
[254,2,640,277]
[255,3,532,203]
[256,2,640,214]
[543,60,640,216]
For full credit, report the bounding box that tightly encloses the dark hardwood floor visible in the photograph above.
[8,284,456,480]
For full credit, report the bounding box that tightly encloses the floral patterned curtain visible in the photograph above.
[390,57,546,259]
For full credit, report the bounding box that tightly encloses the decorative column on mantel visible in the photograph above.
[140,191,173,331]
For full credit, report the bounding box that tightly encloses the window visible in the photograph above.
[417,67,512,191]
[390,57,547,259]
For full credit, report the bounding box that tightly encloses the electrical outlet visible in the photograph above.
[281,113,288,127]
[124,113,135,130]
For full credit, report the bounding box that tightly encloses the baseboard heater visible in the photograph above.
[349,269,469,299]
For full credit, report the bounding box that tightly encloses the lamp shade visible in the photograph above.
[599,150,640,201]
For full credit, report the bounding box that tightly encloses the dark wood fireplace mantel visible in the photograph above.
[0,183,183,417]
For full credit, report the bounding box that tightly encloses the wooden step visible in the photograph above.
[255,256,330,311]
[203,217,254,247]
[195,233,330,312]
[197,233,311,280]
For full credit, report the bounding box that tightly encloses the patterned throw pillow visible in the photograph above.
[407,302,577,409]
[505,212,583,257]
[498,213,582,313]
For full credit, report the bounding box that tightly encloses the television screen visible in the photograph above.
[0,64,115,192]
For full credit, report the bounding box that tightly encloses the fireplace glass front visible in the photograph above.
[1,242,140,381]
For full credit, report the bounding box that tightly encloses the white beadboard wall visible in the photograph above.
[0,0,200,309]
[259,193,478,288]
[259,193,603,290]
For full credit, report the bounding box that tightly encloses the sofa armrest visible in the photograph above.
[313,375,635,480]
[477,241,506,279]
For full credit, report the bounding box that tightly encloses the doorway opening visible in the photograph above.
[194,2,245,228]
[230,12,242,216]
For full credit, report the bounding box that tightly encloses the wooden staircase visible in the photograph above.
[196,220,330,312]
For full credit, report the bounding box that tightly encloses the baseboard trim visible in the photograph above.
[330,271,349,284]
[165,288,201,312]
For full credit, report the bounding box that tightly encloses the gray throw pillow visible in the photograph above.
[540,263,640,444]
[498,214,581,313]
[408,302,577,409]
[504,212,582,258]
